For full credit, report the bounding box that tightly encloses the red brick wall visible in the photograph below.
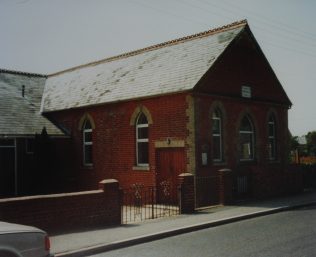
[0,180,121,233]
[194,93,289,197]
[190,31,291,198]
[46,93,189,190]
[194,94,289,172]
[196,30,291,106]
[47,92,290,199]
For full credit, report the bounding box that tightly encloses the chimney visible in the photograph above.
[22,85,25,97]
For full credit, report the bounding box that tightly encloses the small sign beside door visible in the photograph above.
[202,152,208,166]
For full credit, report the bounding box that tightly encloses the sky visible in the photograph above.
[0,0,315,136]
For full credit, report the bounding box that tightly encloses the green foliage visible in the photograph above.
[306,131,316,156]
[290,136,299,151]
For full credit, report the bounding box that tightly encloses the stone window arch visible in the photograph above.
[130,105,153,126]
[78,113,96,130]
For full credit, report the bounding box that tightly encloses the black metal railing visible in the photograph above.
[121,183,179,224]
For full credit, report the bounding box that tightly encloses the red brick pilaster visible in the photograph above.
[99,179,121,224]
[178,173,195,214]
[219,169,233,205]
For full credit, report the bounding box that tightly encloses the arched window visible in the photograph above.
[268,114,276,160]
[212,109,223,162]
[239,115,255,161]
[136,113,149,166]
[83,119,93,166]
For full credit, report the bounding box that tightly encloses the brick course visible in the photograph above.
[0,179,121,233]
[47,93,189,191]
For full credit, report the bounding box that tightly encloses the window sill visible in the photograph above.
[82,164,94,169]
[212,162,227,167]
[239,159,257,165]
[133,166,150,171]
[268,160,280,164]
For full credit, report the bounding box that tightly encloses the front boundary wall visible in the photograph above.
[0,170,305,233]
[0,179,121,233]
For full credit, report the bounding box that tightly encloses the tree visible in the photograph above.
[306,131,316,156]
[290,136,299,151]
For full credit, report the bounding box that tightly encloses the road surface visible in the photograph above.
[90,205,316,257]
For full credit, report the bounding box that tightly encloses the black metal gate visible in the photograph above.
[121,182,180,224]
[195,176,220,208]
[233,172,252,200]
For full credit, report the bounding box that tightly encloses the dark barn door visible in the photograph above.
[156,148,185,204]
[0,140,15,197]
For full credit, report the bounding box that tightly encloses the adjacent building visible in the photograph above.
[0,70,67,197]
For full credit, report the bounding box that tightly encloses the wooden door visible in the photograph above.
[156,148,185,204]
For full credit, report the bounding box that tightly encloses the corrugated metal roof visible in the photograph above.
[41,20,247,113]
[0,71,64,136]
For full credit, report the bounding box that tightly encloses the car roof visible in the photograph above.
[0,222,44,234]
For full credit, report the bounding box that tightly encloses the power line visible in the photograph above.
[173,0,236,22]
[219,0,316,40]
[195,0,316,46]
[174,0,316,58]
[263,40,316,59]
[130,0,209,27]
[130,0,316,61]
[252,23,316,51]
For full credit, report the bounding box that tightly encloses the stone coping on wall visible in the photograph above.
[0,190,103,203]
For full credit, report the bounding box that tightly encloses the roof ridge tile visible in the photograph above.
[49,19,247,77]
[0,69,46,78]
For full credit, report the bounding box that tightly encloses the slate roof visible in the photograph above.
[41,20,247,113]
[0,70,64,136]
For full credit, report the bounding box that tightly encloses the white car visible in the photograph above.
[0,222,53,257]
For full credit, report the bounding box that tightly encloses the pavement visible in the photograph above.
[51,190,316,257]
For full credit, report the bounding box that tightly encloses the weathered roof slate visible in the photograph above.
[41,20,247,113]
[0,71,64,136]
